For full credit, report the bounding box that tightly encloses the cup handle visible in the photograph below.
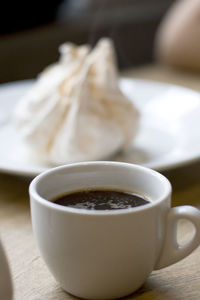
[154,205,200,270]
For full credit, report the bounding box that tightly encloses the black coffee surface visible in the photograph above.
[53,189,150,210]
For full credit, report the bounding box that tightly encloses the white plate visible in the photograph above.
[1,78,200,177]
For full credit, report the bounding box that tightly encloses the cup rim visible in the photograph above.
[29,161,172,215]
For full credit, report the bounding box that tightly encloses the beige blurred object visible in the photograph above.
[155,0,200,71]
[0,240,13,300]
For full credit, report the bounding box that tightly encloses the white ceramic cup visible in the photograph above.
[29,162,200,299]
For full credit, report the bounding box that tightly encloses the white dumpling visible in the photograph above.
[14,38,139,165]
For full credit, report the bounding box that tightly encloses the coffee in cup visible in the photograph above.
[53,189,150,210]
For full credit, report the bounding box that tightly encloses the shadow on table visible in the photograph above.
[0,173,31,208]
[162,160,200,207]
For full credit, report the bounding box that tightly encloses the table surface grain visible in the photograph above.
[1,64,200,300]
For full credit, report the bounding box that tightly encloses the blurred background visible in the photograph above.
[0,0,175,83]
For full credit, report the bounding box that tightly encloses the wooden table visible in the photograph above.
[1,64,200,300]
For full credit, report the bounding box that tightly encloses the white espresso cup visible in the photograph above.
[29,162,200,299]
